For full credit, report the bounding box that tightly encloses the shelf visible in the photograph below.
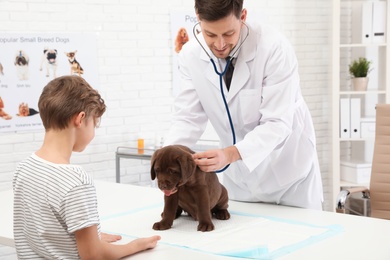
[339,90,387,95]
[340,43,387,48]
[331,0,390,211]
[339,137,375,141]
[115,147,155,183]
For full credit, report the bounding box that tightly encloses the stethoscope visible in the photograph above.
[192,21,250,172]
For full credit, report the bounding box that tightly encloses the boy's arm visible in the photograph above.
[75,225,161,260]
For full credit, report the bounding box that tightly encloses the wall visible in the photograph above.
[0,0,333,210]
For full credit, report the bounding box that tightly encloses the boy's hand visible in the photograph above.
[101,232,122,243]
[133,236,161,250]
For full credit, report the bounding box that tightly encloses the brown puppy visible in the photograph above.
[151,145,230,232]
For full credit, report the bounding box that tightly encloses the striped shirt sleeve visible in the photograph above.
[61,183,100,234]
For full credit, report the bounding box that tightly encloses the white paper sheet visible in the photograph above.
[100,205,342,259]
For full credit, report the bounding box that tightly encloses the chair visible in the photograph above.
[336,103,390,219]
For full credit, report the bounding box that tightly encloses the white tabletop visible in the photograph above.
[2,181,390,259]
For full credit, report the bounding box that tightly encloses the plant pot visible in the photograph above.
[352,77,369,91]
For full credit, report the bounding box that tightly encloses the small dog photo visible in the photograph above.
[17,102,39,117]
[14,50,29,80]
[175,27,189,53]
[0,97,12,120]
[0,62,4,75]
[65,50,84,76]
[40,48,58,78]
[151,145,230,232]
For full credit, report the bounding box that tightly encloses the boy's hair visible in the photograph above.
[38,75,106,130]
[195,0,243,21]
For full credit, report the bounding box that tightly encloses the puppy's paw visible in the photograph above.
[197,221,214,232]
[152,221,171,231]
[214,209,230,220]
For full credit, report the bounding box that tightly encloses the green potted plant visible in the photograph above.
[348,57,372,91]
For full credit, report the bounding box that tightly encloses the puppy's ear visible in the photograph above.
[150,149,160,180]
[178,152,196,184]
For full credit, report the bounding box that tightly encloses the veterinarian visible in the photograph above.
[164,0,324,210]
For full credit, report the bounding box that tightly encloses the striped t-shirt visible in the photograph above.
[13,153,101,259]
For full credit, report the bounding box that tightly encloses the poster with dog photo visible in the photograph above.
[170,11,221,141]
[170,11,198,97]
[0,33,99,133]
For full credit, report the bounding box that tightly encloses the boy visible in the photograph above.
[13,75,160,259]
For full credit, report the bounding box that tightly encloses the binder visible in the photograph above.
[350,98,361,138]
[360,1,387,44]
[340,98,351,138]
[372,1,386,43]
[361,1,373,44]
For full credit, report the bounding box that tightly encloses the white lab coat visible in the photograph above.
[164,22,324,210]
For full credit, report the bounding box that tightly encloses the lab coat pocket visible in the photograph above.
[238,89,262,125]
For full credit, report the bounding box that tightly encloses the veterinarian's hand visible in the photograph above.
[192,146,241,172]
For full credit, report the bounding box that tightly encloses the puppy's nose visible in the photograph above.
[159,182,171,190]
